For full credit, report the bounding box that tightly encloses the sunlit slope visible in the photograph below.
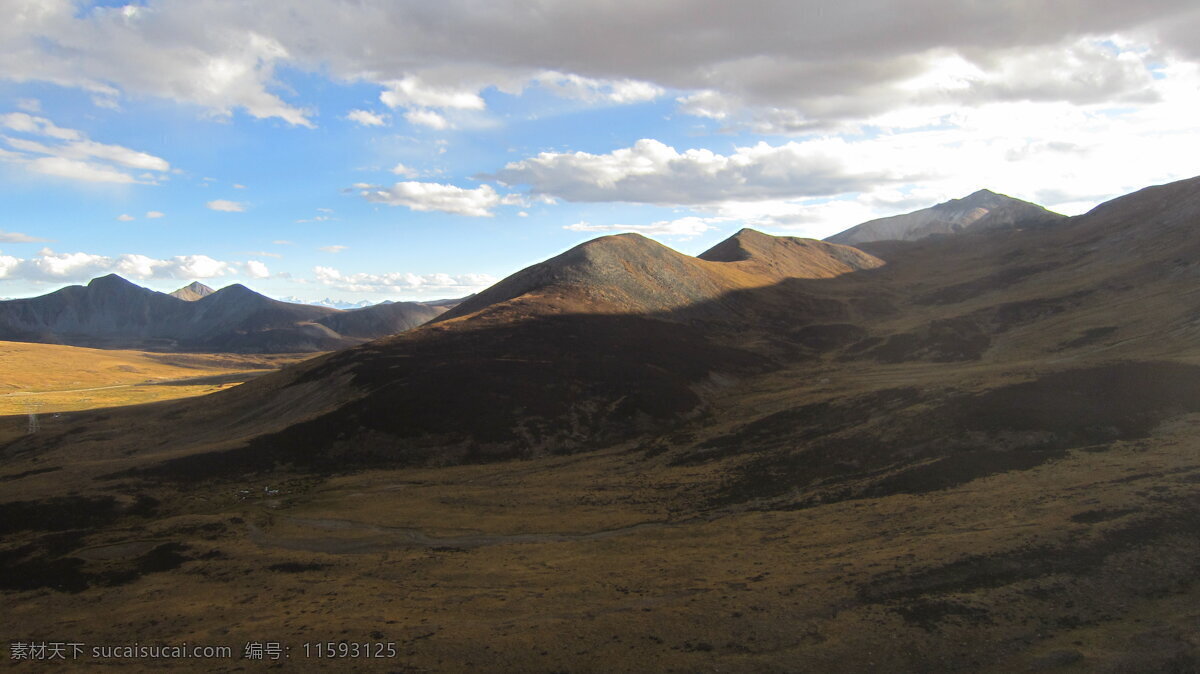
[0,341,311,414]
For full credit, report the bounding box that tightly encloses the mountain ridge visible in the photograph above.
[437,229,882,324]
[0,277,449,352]
[826,189,1066,245]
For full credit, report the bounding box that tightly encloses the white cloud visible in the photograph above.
[360,181,516,217]
[0,230,49,243]
[490,138,900,204]
[233,183,246,189]
[346,109,388,127]
[534,71,663,104]
[0,247,246,282]
[380,76,486,111]
[0,112,169,184]
[244,259,270,278]
[24,156,140,184]
[116,213,135,222]
[207,199,246,212]
[403,109,450,130]
[272,239,294,245]
[146,211,165,218]
[314,266,496,294]
[0,112,81,140]
[319,245,347,253]
[16,98,40,113]
[391,162,419,177]
[564,217,723,238]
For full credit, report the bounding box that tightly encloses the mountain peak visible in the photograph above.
[826,190,1065,245]
[87,273,138,289]
[170,281,216,302]
[206,283,262,300]
[965,188,999,199]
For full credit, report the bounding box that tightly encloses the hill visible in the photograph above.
[0,277,449,353]
[438,230,881,323]
[826,188,1065,245]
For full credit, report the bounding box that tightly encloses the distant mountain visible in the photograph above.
[169,281,215,301]
[825,189,1065,245]
[314,301,445,339]
[0,275,450,352]
[274,296,372,309]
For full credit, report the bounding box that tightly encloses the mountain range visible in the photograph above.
[0,276,452,352]
[7,178,1200,670]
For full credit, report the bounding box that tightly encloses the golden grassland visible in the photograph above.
[0,341,315,414]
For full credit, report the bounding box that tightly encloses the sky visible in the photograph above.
[1,1,1199,303]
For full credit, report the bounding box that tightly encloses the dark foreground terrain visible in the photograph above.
[3,178,1200,672]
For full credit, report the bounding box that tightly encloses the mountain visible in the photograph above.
[0,276,449,352]
[314,301,445,339]
[825,188,1065,245]
[437,230,881,323]
[168,281,215,301]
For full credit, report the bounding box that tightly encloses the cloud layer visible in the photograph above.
[5,1,1198,130]
[313,266,495,294]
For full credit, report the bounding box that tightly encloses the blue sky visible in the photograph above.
[2,1,1200,302]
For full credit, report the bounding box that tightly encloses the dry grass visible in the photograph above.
[0,341,314,414]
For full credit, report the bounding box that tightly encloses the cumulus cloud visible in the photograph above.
[0,112,170,184]
[206,199,246,212]
[116,214,134,222]
[314,266,496,294]
[403,109,450,130]
[346,109,388,127]
[489,138,900,204]
[380,76,487,111]
[146,211,165,218]
[565,217,722,238]
[319,245,347,253]
[243,259,270,278]
[360,181,520,217]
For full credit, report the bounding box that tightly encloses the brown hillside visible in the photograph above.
[438,229,882,323]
